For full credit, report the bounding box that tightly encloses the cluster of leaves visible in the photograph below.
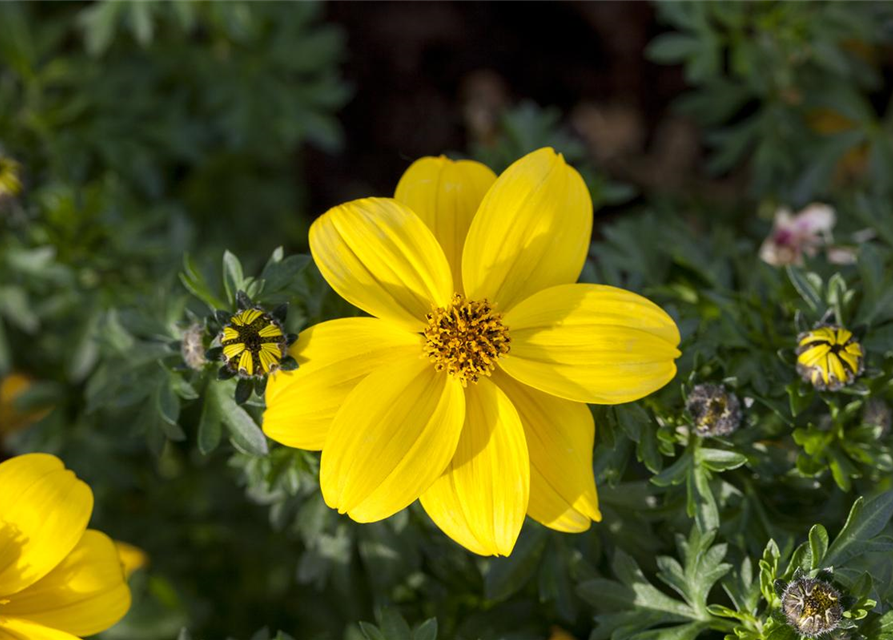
[3,2,893,640]
[648,1,893,201]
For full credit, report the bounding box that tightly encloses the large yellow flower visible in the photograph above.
[264,148,680,556]
[0,453,131,638]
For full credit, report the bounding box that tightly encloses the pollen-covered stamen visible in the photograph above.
[423,293,510,386]
[220,308,287,378]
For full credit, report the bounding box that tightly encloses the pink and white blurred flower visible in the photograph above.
[759,203,837,267]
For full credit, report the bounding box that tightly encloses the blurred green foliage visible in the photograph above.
[648,1,893,202]
[3,1,893,640]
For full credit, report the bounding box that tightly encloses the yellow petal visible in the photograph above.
[798,343,831,367]
[263,318,421,450]
[827,352,846,383]
[845,341,863,357]
[320,357,465,522]
[115,541,148,579]
[0,454,93,595]
[501,283,681,404]
[395,156,497,287]
[838,349,860,372]
[418,474,490,556]
[462,148,592,312]
[493,370,600,532]
[0,618,79,639]
[3,530,130,637]
[420,378,529,556]
[310,198,454,332]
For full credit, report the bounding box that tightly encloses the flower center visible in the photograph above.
[423,293,510,386]
[220,308,286,377]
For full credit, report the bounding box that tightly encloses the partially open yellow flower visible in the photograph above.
[796,325,864,391]
[264,148,681,556]
[0,453,131,638]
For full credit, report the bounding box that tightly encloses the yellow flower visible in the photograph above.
[220,308,287,378]
[796,325,864,391]
[264,148,681,556]
[0,156,22,199]
[0,373,51,435]
[0,453,131,638]
[548,628,579,640]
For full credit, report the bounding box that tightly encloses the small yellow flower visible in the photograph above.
[0,373,51,435]
[548,627,579,640]
[0,453,131,638]
[115,541,149,579]
[221,308,287,378]
[264,148,681,556]
[796,326,864,391]
[0,156,22,199]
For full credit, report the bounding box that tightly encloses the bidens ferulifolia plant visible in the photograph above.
[1,1,893,640]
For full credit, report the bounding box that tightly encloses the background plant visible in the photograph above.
[2,1,893,639]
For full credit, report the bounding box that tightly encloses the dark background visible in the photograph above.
[309,1,687,213]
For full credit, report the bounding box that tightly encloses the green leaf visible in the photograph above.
[484,527,547,602]
[412,619,437,640]
[646,33,701,63]
[808,524,829,570]
[210,380,269,456]
[222,250,245,306]
[698,448,747,473]
[155,379,180,428]
[197,384,223,456]
[180,254,227,311]
[824,491,893,567]
[379,609,412,640]
[758,540,780,606]
[358,622,387,640]
[689,466,719,532]
[786,266,822,312]
[578,542,709,640]
[616,404,664,473]
[652,451,693,487]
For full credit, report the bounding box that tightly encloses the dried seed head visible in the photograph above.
[686,383,741,437]
[180,323,208,371]
[781,577,843,638]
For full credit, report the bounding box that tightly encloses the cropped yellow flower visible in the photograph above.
[115,541,149,579]
[0,453,131,638]
[264,148,681,556]
[796,325,864,391]
[0,373,51,435]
